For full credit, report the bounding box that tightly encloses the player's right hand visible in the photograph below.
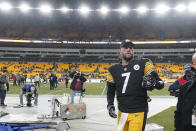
[107,105,117,118]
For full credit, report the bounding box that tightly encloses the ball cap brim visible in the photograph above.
[120,40,134,48]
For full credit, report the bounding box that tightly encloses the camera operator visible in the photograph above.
[175,53,196,131]
[19,83,38,107]
[168,64,191,97]
[70,71,86,104]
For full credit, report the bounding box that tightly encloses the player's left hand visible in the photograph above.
[107,105,117,118]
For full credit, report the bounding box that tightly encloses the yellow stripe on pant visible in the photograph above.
[114,111,145,131]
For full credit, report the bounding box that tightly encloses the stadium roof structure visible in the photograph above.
[0,0,196,63]
[0,41,195,64]
[1,0,196,41]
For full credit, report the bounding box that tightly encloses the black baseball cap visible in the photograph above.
[120,40,134,48]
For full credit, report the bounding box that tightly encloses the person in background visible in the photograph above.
[19,83,38,107]
[65,73,69,88]
[70,71,86,104]
[168,64,192,97]
[0,69,9,107]
[16,74,21,86]
[49,73,55,90]
[174,53,196,131]
[54,74,58,88]
[13,75,17,86]
[34,74,40,88]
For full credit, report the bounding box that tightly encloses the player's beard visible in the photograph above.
[122,54,133,62]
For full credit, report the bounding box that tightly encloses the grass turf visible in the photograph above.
[147,106,176,131]
[7,82,171,95]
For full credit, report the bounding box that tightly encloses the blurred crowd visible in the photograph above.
[0,62,187,85]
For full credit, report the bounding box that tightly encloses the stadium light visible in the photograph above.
[188,2,196,13]
[174,4,186,12]
[39,4,53,14]
[137,6,148,14]
[19,3,31,13]
[154,4,170,14]
[59,6,70,13]
[79,5,91,15]
[3,2,196,16]
[98,6,110,15]
[118,6,130,14]
[0,2,12,11]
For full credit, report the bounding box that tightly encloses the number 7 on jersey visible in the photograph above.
[121,72,131,94]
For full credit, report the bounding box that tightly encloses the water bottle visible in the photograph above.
[192,105,196,126]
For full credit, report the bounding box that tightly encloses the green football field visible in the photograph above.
[147,106,176,131]
[7,82,171,95]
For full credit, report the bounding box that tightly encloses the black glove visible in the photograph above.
[143,72,164,90]
[82,89,85,92]
[107,105,117,118]
[154,80,164,90]
[142,75,156,90]
[151,72,164,90]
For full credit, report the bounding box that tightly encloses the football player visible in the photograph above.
[106,40,164,131]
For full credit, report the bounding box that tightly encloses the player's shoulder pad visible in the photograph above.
[134,58,152,64]
[108,63,121,72]
[141,58,152,62]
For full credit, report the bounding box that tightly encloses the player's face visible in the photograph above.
[192,57,196,69]
[120,46,134,61]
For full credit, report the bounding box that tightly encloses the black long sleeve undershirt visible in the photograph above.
[107,82,116,106]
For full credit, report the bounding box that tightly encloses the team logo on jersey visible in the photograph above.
[133,64,140,70]
[124,68,127,71]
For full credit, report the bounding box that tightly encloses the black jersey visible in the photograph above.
[107,59,155,113]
